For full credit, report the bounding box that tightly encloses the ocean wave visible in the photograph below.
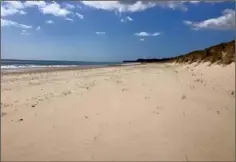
[1,65,78,69]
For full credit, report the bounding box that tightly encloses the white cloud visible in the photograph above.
[184,0,224,4]
[65,17,74,22]
[24,1,46,8]
[36,26,41,30]
[183,20,193,25]
[205,0,227,4]
[184,8,235,30]
[1,1,27,17]
[121,16,133,23]
[152,32,161,36]
[182,0,201,4]
[134,32,161,37]
[135,32,149,36]
[40,2,71,17]
[5,1,25,9]
[64,3,75,9]
[19,10,27,15]
[126,16,133,21]
[76,12,84,19]
[96,32,106,35]
[189,1,201,3]
[189,1,201,5]
[140,38,145,41]
[21,29,31,35]
[46,20,54,24]
[1,18,32,29]
[1,6,18,16]
[80,1,188,13]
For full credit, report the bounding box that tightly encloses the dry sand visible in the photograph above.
[1,63,235,161]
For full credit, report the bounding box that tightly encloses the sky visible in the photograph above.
[1,1,235,62]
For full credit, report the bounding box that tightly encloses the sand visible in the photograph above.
[1,63,235,161]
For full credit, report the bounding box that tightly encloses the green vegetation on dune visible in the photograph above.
[174,40,235,65]
[123,40,235,65]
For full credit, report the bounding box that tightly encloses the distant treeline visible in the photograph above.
[123,40,235,65]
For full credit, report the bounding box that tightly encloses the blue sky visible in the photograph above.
[1,1,235,62]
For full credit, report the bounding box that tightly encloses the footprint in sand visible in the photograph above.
[116,81,122,84]
[152,111,159,114]
[1,112,7,117]
[122,88,128,92]
[195,78,204,83]
[190,85,195,90]
[181,94,187,100]
[62,91,72,96]
[230,90,235,96]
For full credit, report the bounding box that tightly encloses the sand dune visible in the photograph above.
[1,63,235,161]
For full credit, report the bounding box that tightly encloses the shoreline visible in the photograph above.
[1,63,141,75]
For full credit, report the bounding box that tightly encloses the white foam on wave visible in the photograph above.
[1,65,78,69]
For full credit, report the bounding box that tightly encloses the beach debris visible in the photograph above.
[31,104,36,108]
[18,118,24,122]
[217,110,220,114]
[84,116,88,119]
[181,94,186,100]
[93,136,97,140]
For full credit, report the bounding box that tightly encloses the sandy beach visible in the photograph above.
[1,63,235,161]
